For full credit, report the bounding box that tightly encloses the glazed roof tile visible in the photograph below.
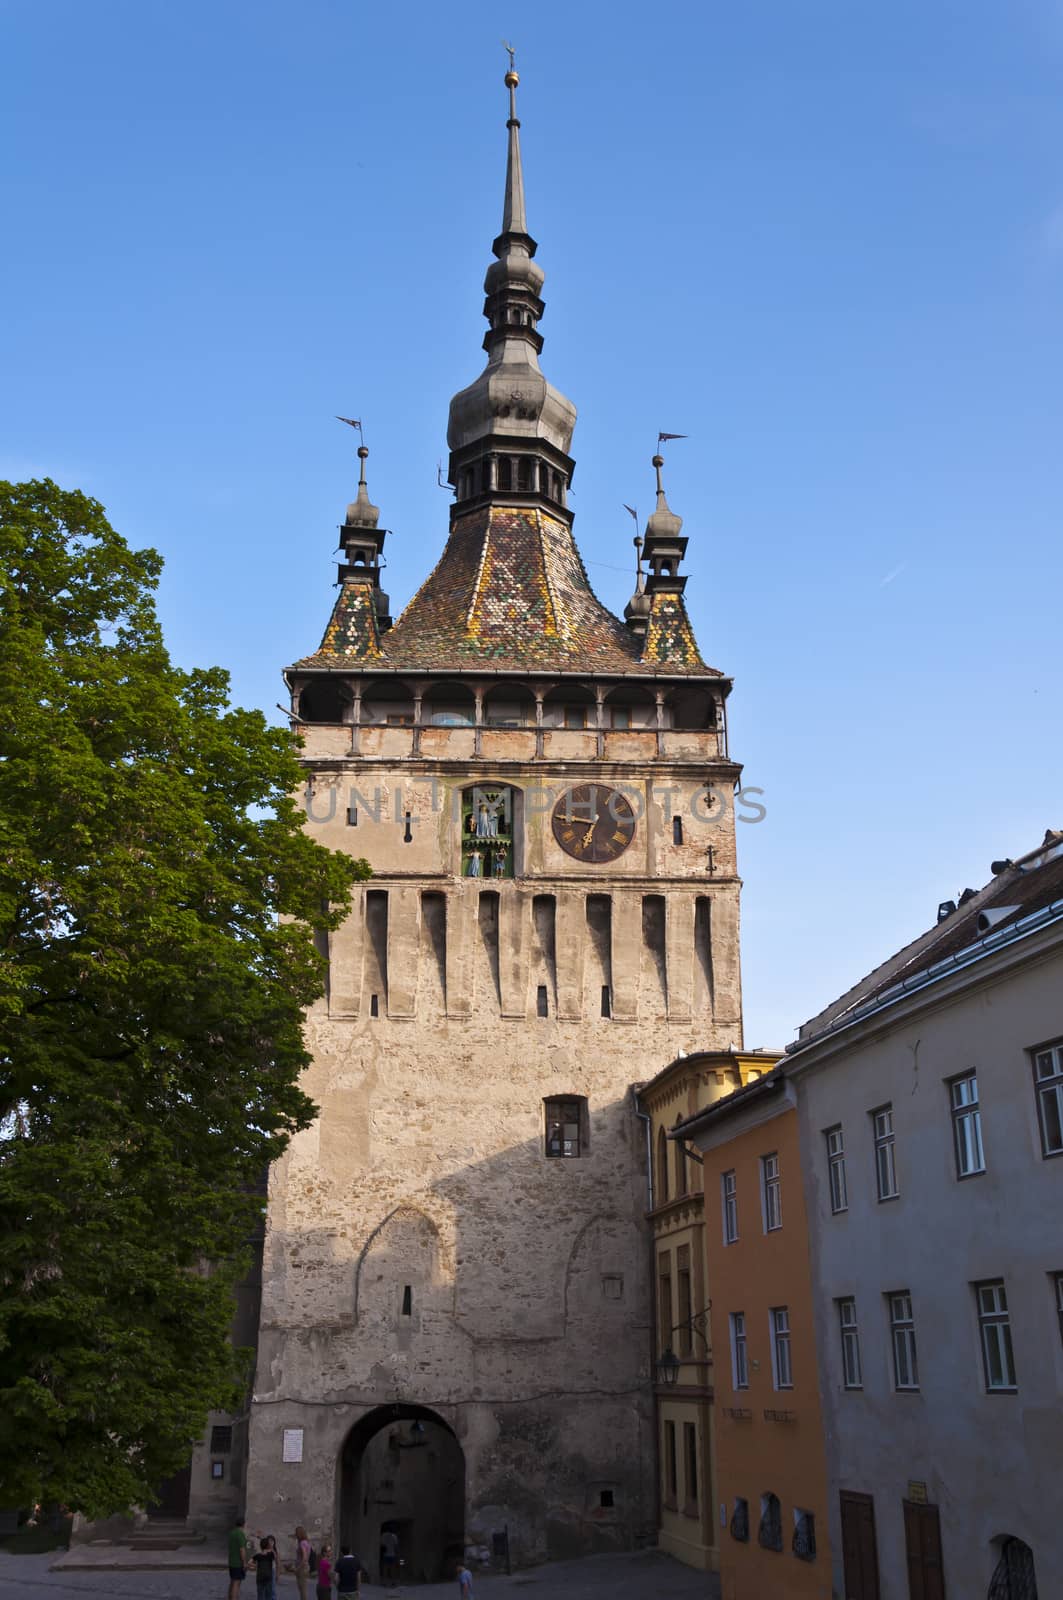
[294,579,381,668]
[293,505,721,677]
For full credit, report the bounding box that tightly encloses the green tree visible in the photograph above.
[0,479,366,1516]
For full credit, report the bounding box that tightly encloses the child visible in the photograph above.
[314,1543,333,1600]
[253,1536,279,1600]
[456,1561,474,1599]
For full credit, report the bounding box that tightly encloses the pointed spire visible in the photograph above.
[445,56,577,511]
[624,533,651,638]
[500,62,528,239]
[645,454,684,543]
[344,445,380,531]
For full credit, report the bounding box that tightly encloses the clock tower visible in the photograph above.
[244,65,744,1575]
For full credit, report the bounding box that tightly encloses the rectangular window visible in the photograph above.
[210,1424,233,1454]
[663,1420,677,1506]
[1033,1041,1063,1157]
[609,706,630,730]
[888,1292,919,1390]
[762,1152,782,1231]
[722,1169,738,1244]
[730,1312,748,1390]
[976,1280,1017,1391]
[770,1306,792,1389]
[872,1105,899,1200]
[676,1248,693,1359]
[563,706,586,729]
[544,1097,583,1157]
[825,1126,848,1213]
[683,1421,699,1510]
[838,1298,862,1389]
[658,1254,673,1355]
[950,1072,985,1176]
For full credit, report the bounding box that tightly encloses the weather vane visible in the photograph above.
[502,40,516,72]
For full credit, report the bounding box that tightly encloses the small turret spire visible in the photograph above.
[345,445,380,531]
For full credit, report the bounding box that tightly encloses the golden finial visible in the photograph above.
[502,40,519,88]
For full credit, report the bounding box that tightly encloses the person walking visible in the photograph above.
[380,1526,400,1589]
[292,1526,312,1600]
[334,1545,363,1597]
[227,1516,250,1600]
[314,1543,333,1600]
[456,1560,474,1599]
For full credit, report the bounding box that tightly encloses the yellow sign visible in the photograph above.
[907,1480,928,1504]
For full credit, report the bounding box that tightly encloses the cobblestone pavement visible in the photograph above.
[0,1551,719,1600]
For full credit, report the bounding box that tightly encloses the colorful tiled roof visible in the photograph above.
[295,505,720,676]
[642,592,705,669]
[295,579,381,667]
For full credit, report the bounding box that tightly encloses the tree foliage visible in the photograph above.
[0,480,366,1516]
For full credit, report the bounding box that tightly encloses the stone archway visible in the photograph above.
[338,1405,465,1586]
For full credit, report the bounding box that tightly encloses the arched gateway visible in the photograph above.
[338,1405,465,1586]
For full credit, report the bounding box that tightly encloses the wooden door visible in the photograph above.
[840,1491,880,1600]
[148,1459,191,1519]
[904,1500,946,1600]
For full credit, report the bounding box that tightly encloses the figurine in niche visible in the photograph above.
[476,799,499,838]
[466,850,483,878]
[493,849,507,877]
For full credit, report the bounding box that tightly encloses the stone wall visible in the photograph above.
[242,752,742,1569]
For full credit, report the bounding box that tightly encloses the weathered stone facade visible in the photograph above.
[243,746,743,1568]
[240,65,746,1577]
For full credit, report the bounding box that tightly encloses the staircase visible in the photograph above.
[127,1518,205,1550]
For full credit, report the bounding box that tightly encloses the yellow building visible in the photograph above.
[637,1050,779,1572]
[678,1067,832,1600]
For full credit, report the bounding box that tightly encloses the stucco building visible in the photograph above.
[236,66,747,1576]
[636,1050,778,1575]
[678,1068,833,1600]
[787,829,1063,1600]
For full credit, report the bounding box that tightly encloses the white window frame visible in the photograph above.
[872,1105,899,1200]
[838,1297,862,1389]
[722,1169,738,1244]
[888,1291,919,1390]
[950,1071,985,1177]
[1033,1041,1063,1158]
[730,1312,748,1390]
[825,1125,847,1214]
[770,1305,792,1390]
[976,1280,1017,1392]
[761,1152,782,1232]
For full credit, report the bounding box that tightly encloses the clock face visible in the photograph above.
[552,784,636,863]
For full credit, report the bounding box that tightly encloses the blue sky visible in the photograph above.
[3,0,1061,1046]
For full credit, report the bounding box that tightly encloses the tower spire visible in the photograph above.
[446,58,577,516]
[500,51,528,240]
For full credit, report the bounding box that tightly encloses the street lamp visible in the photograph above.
[656,1346,681,1386]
